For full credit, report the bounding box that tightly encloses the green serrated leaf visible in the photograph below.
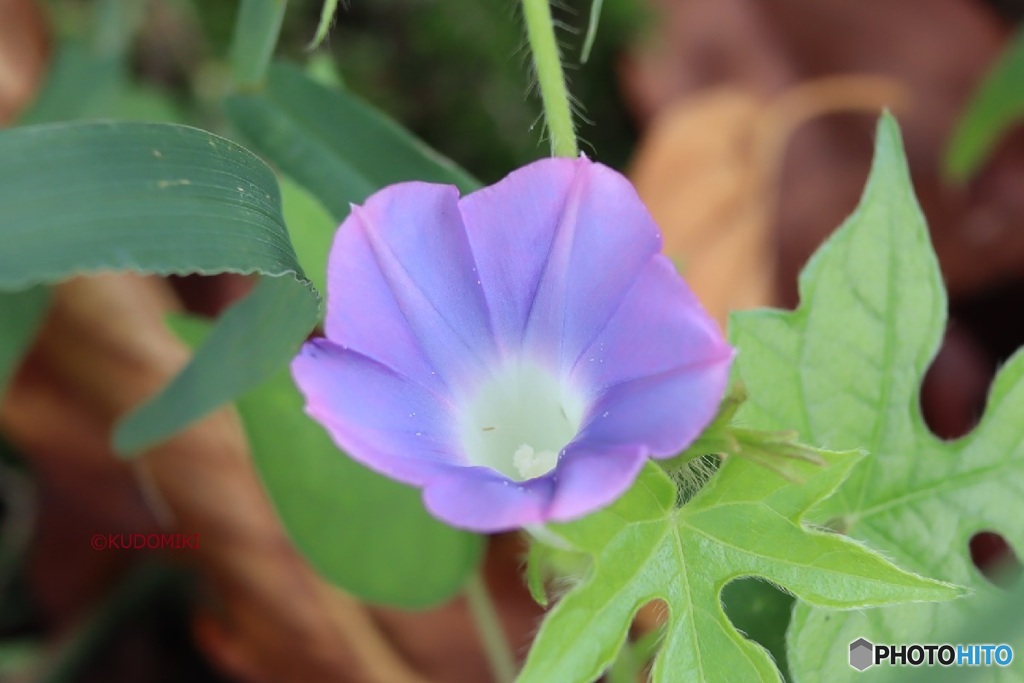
[0,122,318,455]
[518,450,959,683]
[945,27,1024,181]
[732,113,1024,681]
[279,175,335,299]
[226,62,480,222]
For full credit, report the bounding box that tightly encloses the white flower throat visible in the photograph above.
[460,361,585,481]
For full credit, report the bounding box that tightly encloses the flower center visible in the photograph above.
[459,360,585,481]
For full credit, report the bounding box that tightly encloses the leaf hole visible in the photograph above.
[721,578,793,676]
[920,323,994,440]
[969,531,1021,589]
[924,277,1024,441]
[614,599,668,678]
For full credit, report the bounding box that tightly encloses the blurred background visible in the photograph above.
[0,0,1022,680]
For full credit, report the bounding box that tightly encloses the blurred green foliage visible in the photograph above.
[946,26,1024,181]
[326,0,646,180]
[194,0,646,181]
[46,0,646,180]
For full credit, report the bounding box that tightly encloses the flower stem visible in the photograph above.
[465,571,517,683]
[521,0,579,158]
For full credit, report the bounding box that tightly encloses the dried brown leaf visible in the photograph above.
[629,77,906,328]
[0,0,48,124]
[1,274,432,683]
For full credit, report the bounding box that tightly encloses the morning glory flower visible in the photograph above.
[291,157,733,532]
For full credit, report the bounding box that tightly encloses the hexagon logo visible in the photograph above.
[849,638,874,671]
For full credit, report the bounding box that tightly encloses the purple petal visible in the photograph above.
[325,182,495,394]
[460,158,661,370]
[571,255,729,387]
[292,338,465,485]
[422,468,555,532]
[459,159,577,355]
[578,358,732,458]
[422,443,651,531]
[545,442,649,522]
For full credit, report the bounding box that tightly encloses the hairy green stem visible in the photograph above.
[521,0,579,157]
[465,571,517,683]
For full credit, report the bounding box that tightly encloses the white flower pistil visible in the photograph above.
[460,360,585,481]
[512,444,560,480]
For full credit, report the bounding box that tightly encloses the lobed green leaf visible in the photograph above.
[520,113,973,683]
[519,452,958,683]
[733,113,1024,681]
